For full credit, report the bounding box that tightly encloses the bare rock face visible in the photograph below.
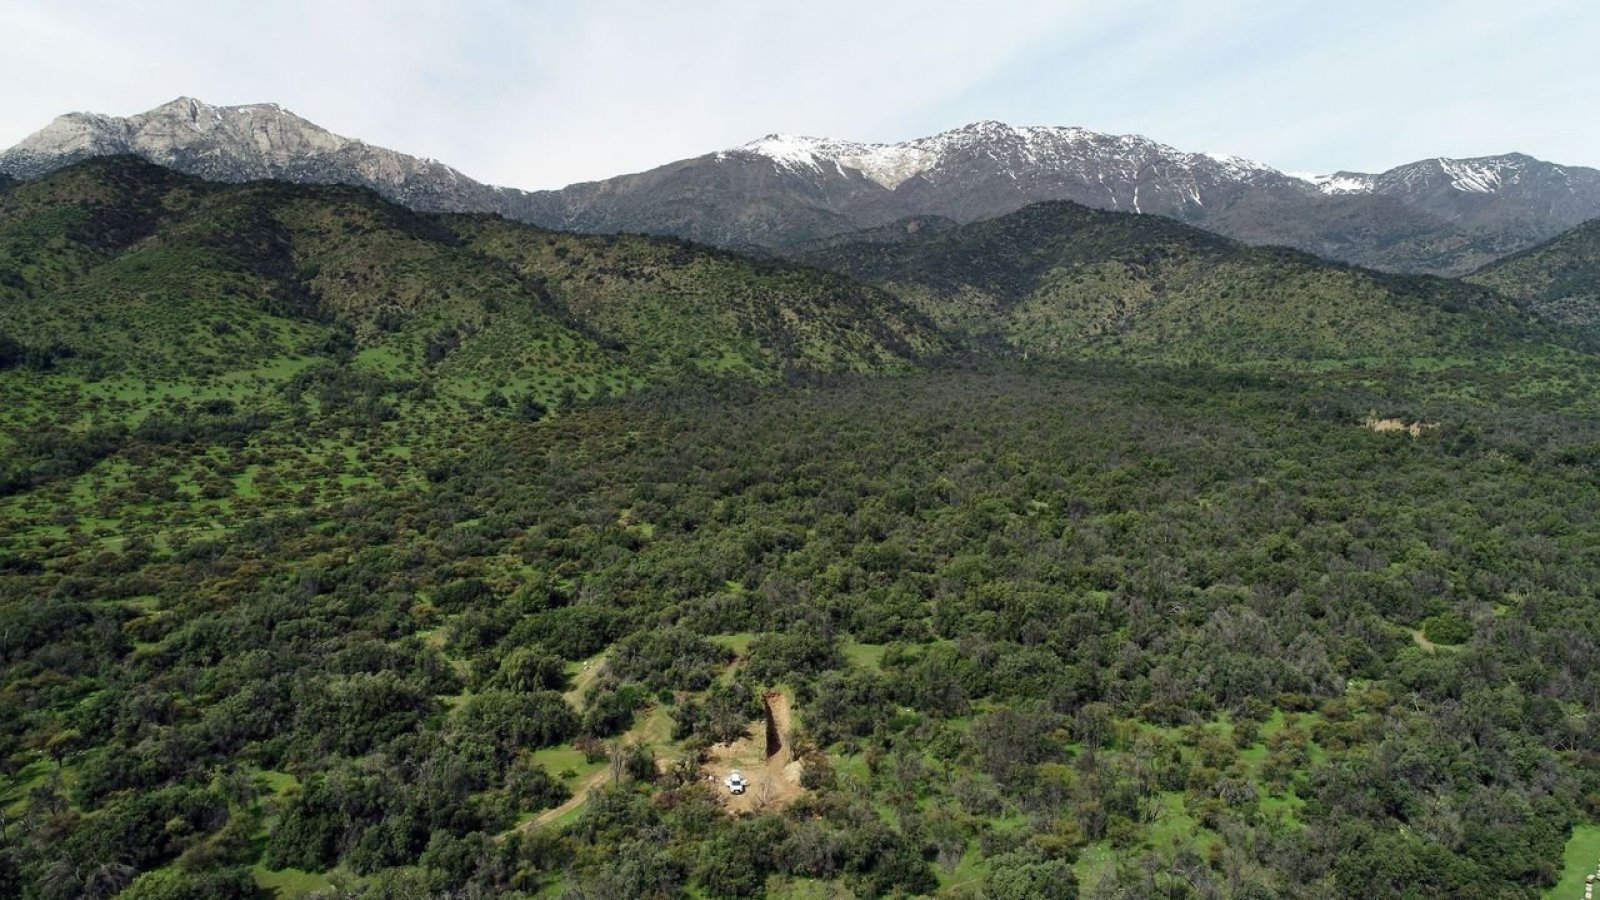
[0,111,134,179]
[0,97,514,214]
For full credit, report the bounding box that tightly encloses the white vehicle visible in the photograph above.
[725,771,747,795]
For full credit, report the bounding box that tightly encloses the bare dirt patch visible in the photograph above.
[1364,417,1439,438]
[703,690,805,814]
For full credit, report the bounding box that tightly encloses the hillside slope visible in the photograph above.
[796,202,1541,364]
[1468,217,1600,326]
[0,157,942,397]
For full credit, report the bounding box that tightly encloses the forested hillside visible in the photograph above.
[796,202,1546,364]
[0,157,941,397]
[4,158,1600,899]
[1470,217,1600,329]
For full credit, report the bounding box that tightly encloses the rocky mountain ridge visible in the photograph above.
[6,98,1599,274]
[0,97,513,214]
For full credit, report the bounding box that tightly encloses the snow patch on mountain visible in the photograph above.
[735,135,937,189]
[736,134,938,190]
[1301,157,1534,197]
[1297,173,1377,195]
[1438,158,1504,194]
[1203,152,1278,180]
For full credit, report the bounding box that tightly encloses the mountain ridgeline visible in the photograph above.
[585,127,1600,276]
[6,99,1600,275]
[0,157,1576,388]
[795,202,1543,363]
[1469,217,1600,328]
[0,156,941,396]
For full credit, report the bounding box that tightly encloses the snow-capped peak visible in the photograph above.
[734,134,937,190]
[1202,152,1279,181]
[1297,155,1537,197]
[737,134,834,173]
[733,122,1295,193]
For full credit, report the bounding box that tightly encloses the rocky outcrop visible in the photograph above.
[0,97,518,214]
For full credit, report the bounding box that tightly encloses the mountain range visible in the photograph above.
[4,98,1599,276]
[1,155,1575,395]
[10,90,1600,900]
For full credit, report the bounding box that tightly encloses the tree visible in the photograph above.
[452,691,579,755]
[983,849,1079,899]
[44,728,85,767]
[116,867,258,900]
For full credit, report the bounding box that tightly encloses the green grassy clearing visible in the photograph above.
[1549,824,1600,899]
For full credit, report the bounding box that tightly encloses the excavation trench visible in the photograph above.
[764,692,783,759]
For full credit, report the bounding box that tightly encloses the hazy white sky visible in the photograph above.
[1,0,1594,190]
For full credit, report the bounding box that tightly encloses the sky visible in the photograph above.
[1,0,1595,190]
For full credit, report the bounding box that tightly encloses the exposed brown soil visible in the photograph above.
[1364,417,1439,437]
[704,690,804,814]
[764,690,791,757]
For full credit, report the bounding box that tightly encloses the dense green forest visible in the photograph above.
[4,159,1600,899]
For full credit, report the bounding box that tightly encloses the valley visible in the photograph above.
[3,147,1600,899]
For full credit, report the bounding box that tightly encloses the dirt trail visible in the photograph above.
[507,655,612,834]
[529,767,611,829]
[563,655,605,707]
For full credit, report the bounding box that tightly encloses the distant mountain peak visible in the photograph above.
[731,121,1289,195]
[142,97,288,127]
[1297,152,1558,197]
[153,96,208,114]
[0,96,497,211]
[730,133,936,190]
[1200,151,1279,177]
